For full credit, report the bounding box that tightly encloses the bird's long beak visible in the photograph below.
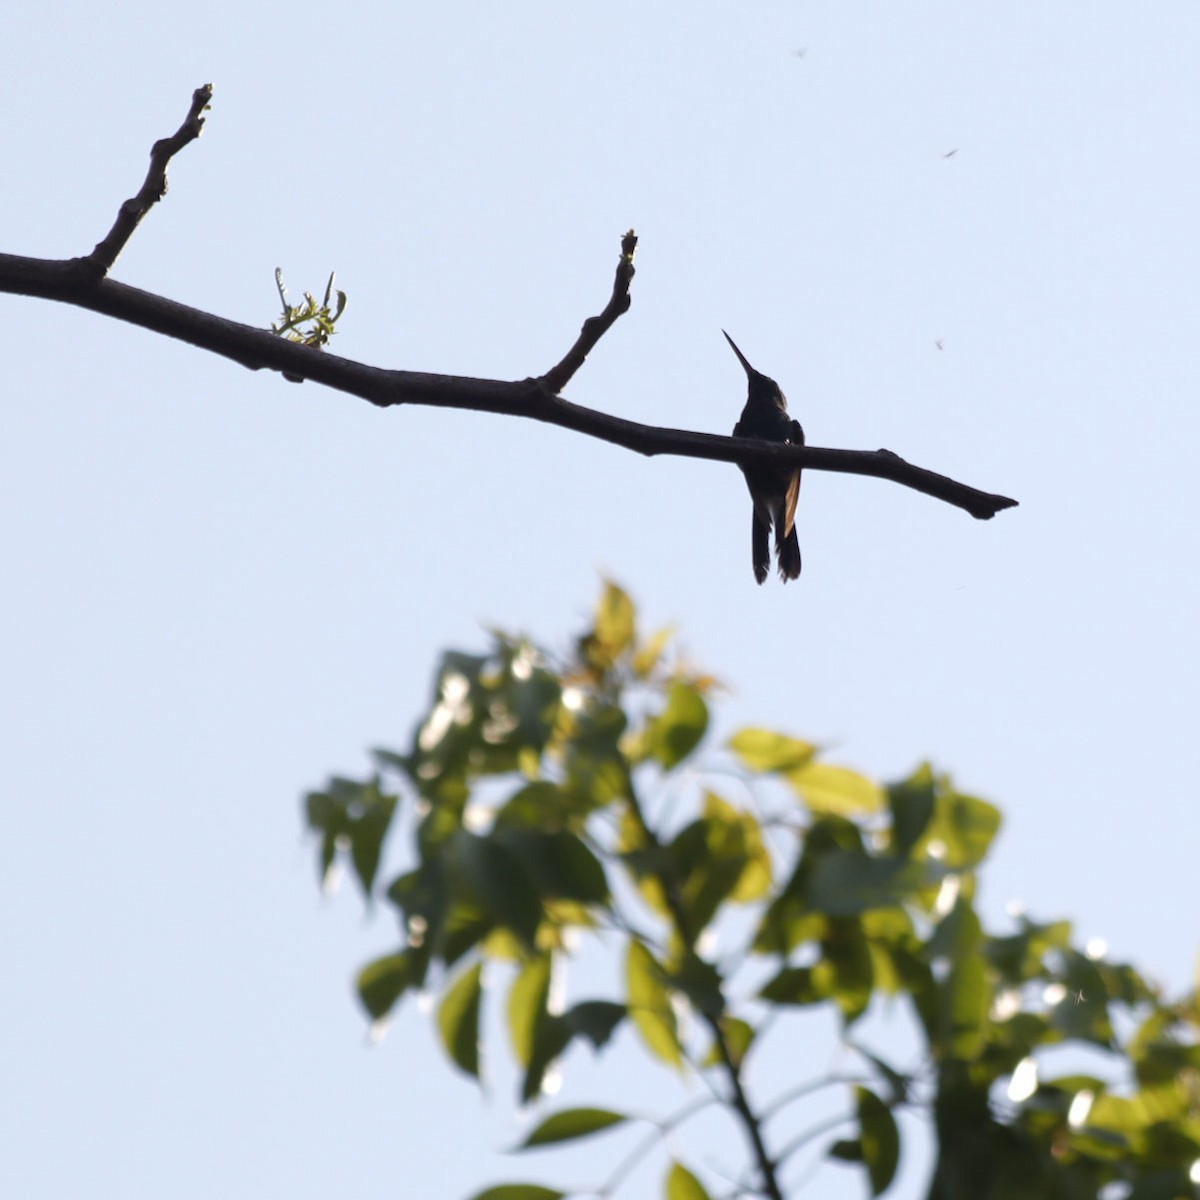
[722,330,756,378]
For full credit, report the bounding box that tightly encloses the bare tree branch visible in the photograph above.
[0,250,1018,519]
[0,85,1019,522]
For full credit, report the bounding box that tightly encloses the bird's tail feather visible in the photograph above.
[752,514,770,585]
[776,525,801,582]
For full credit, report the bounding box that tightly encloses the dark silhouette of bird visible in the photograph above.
[725,331,804,584]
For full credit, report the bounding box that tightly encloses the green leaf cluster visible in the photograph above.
[305,581,1200,1200]
[270,267,347,377]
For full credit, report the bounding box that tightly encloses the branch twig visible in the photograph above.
[541,229,637,393]
[84,83,212,277]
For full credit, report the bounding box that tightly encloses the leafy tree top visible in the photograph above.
[307,581,1200,1200]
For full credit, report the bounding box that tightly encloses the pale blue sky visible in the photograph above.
[2,5,1197,1199]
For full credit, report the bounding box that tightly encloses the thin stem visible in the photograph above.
[622,782,785,1200]
[596,1096,715,1198]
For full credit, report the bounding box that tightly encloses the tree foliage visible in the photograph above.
[305,582,1200,1200]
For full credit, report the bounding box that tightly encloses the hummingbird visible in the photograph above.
[725,331,804,584]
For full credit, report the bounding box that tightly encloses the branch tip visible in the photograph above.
[85,83,214,277]
[539,229,638,393]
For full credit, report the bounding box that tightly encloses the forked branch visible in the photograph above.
[0,85,1018,522]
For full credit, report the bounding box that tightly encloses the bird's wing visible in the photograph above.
[780,420,805,535]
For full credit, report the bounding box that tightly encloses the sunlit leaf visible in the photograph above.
[910,768,1002,869]
[823,923,875,1024]
[643,682,709,769]
[508,954,552,1067]
[437,960,483,1079]
[727,728,817,772]
[667,811,746,937]
[626,940,683,1068]
[935,899,990,1060]
[596,581,635,651]
[516,1107,629,1150]
[631,624,674,678]
[787,762,884,816]
[665,1160,712,1200]
[579,580,637,673]
[759,920,874,1025]
[703,792,772,904]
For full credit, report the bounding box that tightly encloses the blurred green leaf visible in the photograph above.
[495,829,609,907]
[357,950,420,1021]
[929,782,1001,868]
[563,1001,625,1050]
[304,776,398,897]
[595,580,635,652]
[668,802,755,937]
[825,924,875,1024]
[806,850,934,916]
[642,682,709,769]
[439,902,495,967]
[759,920,873,1023]
[468,1187,566,1200]
[760,964,821,1006]
[887,774,936,857]
[1124,1170,1196,1200]
[935,898,991,1061]
[578,580,637,674]
[504,953,573,1103]
[521,1015,572,1105]
[1048,950,1114,1046]
[985,917,1073,984]
[626,940,683,1068]
[453,832,543,949]
[787,762,884,816]
[508,955,552,1067]
[348,782,397,896]
[727,728,817,773]
[856,1086,900,1195]
[437,960,483,1079]
[631,624,674,678]
[665,1160,712,1200]
[516,1107,629,1149]
[497,782,590,830]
